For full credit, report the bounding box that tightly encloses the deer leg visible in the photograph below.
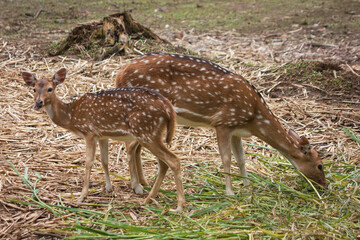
[231,136,249,186]
[215,126,234,195]
[125,141,144,194]
[134,143,149,187]
[144,159,168,203]
[79,136,96,202]
[99,139,113,193]
[142,142,185,213]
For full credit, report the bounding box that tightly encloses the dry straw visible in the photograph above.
[0,34,359,238]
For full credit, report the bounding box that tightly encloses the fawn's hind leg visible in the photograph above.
[142,141,185,212]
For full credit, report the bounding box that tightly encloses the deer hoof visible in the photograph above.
[133,185,144,194]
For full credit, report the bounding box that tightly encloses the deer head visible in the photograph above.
[22,68,66,110]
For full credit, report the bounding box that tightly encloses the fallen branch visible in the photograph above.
[345,63,360,77]
[34,9,44,19]
[306,42,338,48]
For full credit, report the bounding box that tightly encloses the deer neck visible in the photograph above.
[251,112,303,169]
[44,95,72,129]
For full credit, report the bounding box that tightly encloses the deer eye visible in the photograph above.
[48,88,53,92]
[318,164,323,171]
[33,89,36,92]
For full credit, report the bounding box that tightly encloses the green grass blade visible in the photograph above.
[189,202,230,218]
[343,127,360,146]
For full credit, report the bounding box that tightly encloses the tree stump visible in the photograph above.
[48,11,168,60]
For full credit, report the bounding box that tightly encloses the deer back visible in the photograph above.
[69,87,175,143]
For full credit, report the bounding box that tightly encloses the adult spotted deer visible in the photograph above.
[22,68,185,212]
[115,53,327,195]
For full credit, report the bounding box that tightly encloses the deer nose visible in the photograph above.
[322,179,328,188]
[34,99,43,110]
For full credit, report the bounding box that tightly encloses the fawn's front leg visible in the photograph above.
[78,136,96,202]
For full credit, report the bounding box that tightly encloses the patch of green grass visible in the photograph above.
[277,61,352,91]
[2,0,359,40]
[9,130,360,239]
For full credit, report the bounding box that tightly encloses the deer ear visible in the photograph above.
[22,72,37,87]
[53,68,66,86]
[299,136,311,154]
[288,129,300,142]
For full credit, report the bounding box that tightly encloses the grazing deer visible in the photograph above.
[22,68,185,212]
[115,53,327,195]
